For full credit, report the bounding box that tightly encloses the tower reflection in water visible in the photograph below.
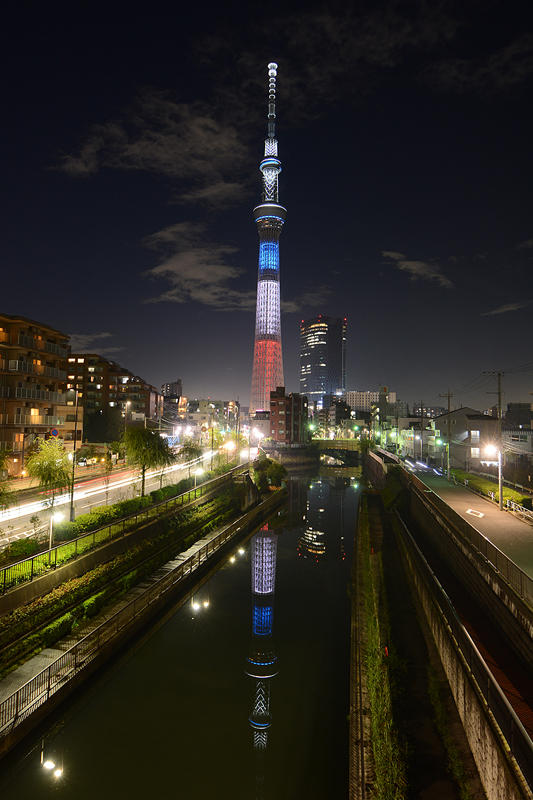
[246,524,278,797]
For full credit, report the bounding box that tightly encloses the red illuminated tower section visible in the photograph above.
[250,62,286,415]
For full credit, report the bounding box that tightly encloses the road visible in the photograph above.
[0,452,218,547]
[410,466,533,579]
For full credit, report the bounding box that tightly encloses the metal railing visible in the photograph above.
[12,415,64,426]
[395,512,533,790]
[38,365,66,380]
[0,489,278,735]
[8,360,35,374]
[407,470,533,608]
[14,387,67,403]
[43,341,68,357]
[0,464,247,594]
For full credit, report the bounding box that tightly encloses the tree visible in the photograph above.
[178,439,203,478]
[0,451,14,511]
[26,439,71,511]
[124,427,175,496]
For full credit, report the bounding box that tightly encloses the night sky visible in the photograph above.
[2,2,532,410]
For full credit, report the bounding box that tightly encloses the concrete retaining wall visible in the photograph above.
[397,525,532,800]
[406,484,533,670]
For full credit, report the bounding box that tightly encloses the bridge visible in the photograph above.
[315,438,360,465]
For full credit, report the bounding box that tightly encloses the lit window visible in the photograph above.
[470,430,480,440]
[471,448,480,458]
[68,358,75,363]
[77,358,84,363]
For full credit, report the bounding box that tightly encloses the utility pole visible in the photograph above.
[439,390,454,480]
[484,370,504,510]
[419,400,424,461]
[69,389,79,522]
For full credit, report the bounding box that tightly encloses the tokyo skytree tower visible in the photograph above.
[250,62,286,414]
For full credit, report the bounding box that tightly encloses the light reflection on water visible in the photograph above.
[0,470,361,799]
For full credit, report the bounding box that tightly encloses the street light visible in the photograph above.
[436,438,450,480]
[224,439,237,464]
[194,467,204,489]
[49,511,64,561]
[484,444,503,510]
[124,400,131,433]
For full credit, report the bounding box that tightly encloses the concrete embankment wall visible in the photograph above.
[0,489,286,760]
[396,517,532,800]
[405,479,533,670]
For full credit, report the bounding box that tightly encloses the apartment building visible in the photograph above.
[270,387,308,444]
[0,313,78,474]
[68,354,162,430]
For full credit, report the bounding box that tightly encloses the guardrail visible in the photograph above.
[0,490,282,736]
[395,511,533,791]
[1,464,247,595]
[452,475,533,523]
[406,469,533,608]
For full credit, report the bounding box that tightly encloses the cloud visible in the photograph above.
[517,238,533,250]
[58,92,252,206]
[144,221,329,312]
[382,250,454,288]
[68,331,125,355]
[425,33,533,93]
[281,286,332,313]
[481,302,529,316]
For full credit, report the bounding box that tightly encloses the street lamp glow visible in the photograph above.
[225,440,237,451]
[52,512,64,524]
[53,768,63,779]
[43,760,55,770]
[230,555,236,563]
[195,467,204,476]
[436,438,443,446]
[484,444,498,457]
[238,548,245,555]
[203,600,209,608]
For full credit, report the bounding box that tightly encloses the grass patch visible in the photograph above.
[452,470,531,509]
[359,496,407,799]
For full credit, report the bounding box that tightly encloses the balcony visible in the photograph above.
[18,333,36,349]
[44,341,68,357]
[15,387,67,403]
[37,365,67,380]
[8,360,36,374]
[12,415,64,426]
[0,331,8,343]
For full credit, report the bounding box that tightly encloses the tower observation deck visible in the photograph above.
[250,62,286,415]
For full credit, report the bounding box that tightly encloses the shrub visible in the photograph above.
[83,590,108,619]
[4,538,40,561]
[42,613,74,647]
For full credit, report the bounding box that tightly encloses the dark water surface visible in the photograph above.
[0,473,360,799]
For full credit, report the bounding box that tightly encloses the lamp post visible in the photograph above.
[194,467,204,490]
[124,400,131,434]
[436,439,450,480]
[49,511,64,562]
[224,439,236,464]
[484,444,503,511]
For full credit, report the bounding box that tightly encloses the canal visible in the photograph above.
[0,472,360,799]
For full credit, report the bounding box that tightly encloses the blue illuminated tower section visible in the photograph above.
[246,526,278,752]
[250,62,286,415]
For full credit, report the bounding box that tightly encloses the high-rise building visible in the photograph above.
[161,379,182,399]
[250,63,285,415]
[299,315,347,409]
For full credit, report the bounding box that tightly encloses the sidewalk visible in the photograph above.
[415,471,533,579]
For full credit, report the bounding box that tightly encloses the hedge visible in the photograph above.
[452,469,532,509]
[0,490,240,676]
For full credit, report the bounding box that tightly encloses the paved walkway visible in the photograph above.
[414,470,533,579]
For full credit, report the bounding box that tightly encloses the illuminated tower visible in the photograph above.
[250,62,286,415]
